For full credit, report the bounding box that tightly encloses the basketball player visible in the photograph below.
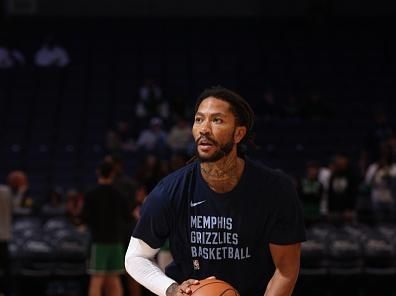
[125,87,306,296]
[83,162,130,296]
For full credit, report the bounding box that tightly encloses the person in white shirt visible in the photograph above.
[365,143,396,222]
[136,80,169,120]
[34,37,70,67]
[167,118,193,153]
[136,118,168,152]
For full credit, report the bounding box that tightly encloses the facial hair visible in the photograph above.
[195,135,234,163]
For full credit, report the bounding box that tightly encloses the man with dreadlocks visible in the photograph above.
[125,87,305,296]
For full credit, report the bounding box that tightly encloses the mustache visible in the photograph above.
[196,135,218,145]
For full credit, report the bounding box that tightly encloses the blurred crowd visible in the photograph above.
[0,34,70,69]
[297,121,396,227]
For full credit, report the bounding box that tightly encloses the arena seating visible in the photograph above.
[9,217,89,277]
[1,20,394,197]
[298,222,396,296]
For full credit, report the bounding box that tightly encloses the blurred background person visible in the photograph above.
[41,187,66,218]
[365,142,396,223]
[135,79,169,124]
[7,170,35,217]
[0,184,12,296]
[105,121,136,153]
[166,118,193,154]
[327,153,358,223]
[298,161,324,226]
[103,154,141,296]
[135,117,168,155]
[82,162,130,296]
[66,189,84,228]
[34,35,70,67]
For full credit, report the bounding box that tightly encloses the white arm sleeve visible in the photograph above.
[125,236,177,296]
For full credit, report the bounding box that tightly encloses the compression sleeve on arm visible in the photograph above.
[125,236,177,296]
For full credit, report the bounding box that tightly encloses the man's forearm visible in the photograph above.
[264,268,298,296]
[125,237,176,296]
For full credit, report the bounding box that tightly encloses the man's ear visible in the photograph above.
[234,126,247,144]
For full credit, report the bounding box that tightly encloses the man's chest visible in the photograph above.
[172,189,271,262]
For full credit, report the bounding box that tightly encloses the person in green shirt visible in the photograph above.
[298,161,324,226]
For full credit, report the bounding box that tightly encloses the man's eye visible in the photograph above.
[195,117,203,123]
[213,118,223,123]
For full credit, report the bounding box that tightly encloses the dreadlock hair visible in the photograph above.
[194,86,255,156]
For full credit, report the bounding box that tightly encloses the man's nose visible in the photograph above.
[199,120,211,135]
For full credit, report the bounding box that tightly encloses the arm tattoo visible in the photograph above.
[166,283,179,296]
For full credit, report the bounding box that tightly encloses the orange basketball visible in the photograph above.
[7,170,28,189]
[190,278,239,296]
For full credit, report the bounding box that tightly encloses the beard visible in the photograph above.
[195,136,234,163]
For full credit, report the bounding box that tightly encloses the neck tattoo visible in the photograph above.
[200,158,243,193]
[200,164,237,178]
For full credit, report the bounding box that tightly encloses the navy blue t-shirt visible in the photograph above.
[133,158,306,296]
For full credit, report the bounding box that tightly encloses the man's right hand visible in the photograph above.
[166,279,200,296]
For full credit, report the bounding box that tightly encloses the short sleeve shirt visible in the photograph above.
[133,158,306,296]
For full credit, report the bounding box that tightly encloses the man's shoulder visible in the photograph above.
[246,159,299,211]
[246,158,292,186]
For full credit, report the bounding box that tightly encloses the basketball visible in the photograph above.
[7,170,28,189]
[190,278,239,296]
